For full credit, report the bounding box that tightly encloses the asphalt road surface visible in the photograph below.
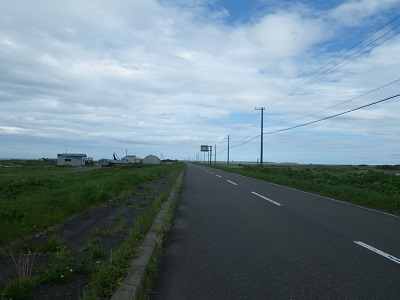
[149,163,400,299]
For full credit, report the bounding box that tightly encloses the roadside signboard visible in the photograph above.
[201,145,209,152]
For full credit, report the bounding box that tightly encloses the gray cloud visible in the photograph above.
[1,0,399,163]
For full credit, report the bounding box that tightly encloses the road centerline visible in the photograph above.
[227,180,238,186]
[216,175,222,178]
[354,241,400,265]
[251,191,282,206]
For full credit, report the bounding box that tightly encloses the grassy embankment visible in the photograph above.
[0,160,182,249]
[210,164,400,215]
[0,159,185,299]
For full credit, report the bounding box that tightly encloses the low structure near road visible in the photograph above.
[143,155,161,165]
[57,153,87,166]
[125,155,141,163]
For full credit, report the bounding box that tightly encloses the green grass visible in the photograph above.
[0,161,183,249]
[138,172,184,299]
[0,161,185,300]
[82,170,184,299]
[0,278,35,300]
[210,164,400,215]
[42,248,75,284]
[41,235,63,253]
[88,247,104,259]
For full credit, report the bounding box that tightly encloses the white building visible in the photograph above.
[125,155,141,163]
[57,153,87,166]
[143,155,161,165]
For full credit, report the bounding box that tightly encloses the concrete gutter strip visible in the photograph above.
[111,173,182,300]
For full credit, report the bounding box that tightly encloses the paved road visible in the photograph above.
[149,163,400,299]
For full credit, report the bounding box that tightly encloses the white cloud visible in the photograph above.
[0,126,28,134]
[330,0,400,26]
[0,0,399,163]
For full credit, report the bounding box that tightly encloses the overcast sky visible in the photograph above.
[1,0,400,164]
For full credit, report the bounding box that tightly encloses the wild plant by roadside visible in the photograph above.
[11,250,37,280]
[0,251,38,300]
[42,247,74,283]
[0,278,34,300]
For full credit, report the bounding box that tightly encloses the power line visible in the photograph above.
[261,23,400,109]
[218,89,400,154]
[228,93,399,149]
[234,126,261,146]
[205,14,400,158]
[226,13,400,138]
[264,93,400,135]
[262,13,400,108]
[230,134,260,149]
[269,78,400,128]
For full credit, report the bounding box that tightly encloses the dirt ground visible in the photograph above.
[0,174,173,299]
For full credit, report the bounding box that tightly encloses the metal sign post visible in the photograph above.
[201,145,208,152]
[201,145,208,165]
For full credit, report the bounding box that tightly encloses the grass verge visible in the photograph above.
[82,166,185,299]
[209,164,400,216]
[0,163,175,249]
[0,162,185,300]
[137,170,184,300]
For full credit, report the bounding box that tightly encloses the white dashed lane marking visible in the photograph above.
[354,241,400,265]
[251,192,282,206]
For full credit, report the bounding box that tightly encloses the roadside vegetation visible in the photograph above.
[138,173,184,300]
[83,185,176,299]
[211,164,400,215]
[0,160,177,247]
[0,159,185,299]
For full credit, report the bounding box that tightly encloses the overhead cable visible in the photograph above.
[265,93,400,135]
[262,24,400,109]
[262,13,400,108]
[269,78,400,127]
[225,13,400,140]
[227,93,399,150]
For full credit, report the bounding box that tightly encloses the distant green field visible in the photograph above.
[210,164,400,215]
[0,160,183,248]
[0,159,94,179]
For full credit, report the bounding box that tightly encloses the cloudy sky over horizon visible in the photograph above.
[1,0,400,164]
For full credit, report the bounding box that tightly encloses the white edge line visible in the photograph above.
[354,241,400,265]
[251,192,282,206]
[194,164,399,219]
[226,180,238,186]
[227,171,400,220]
